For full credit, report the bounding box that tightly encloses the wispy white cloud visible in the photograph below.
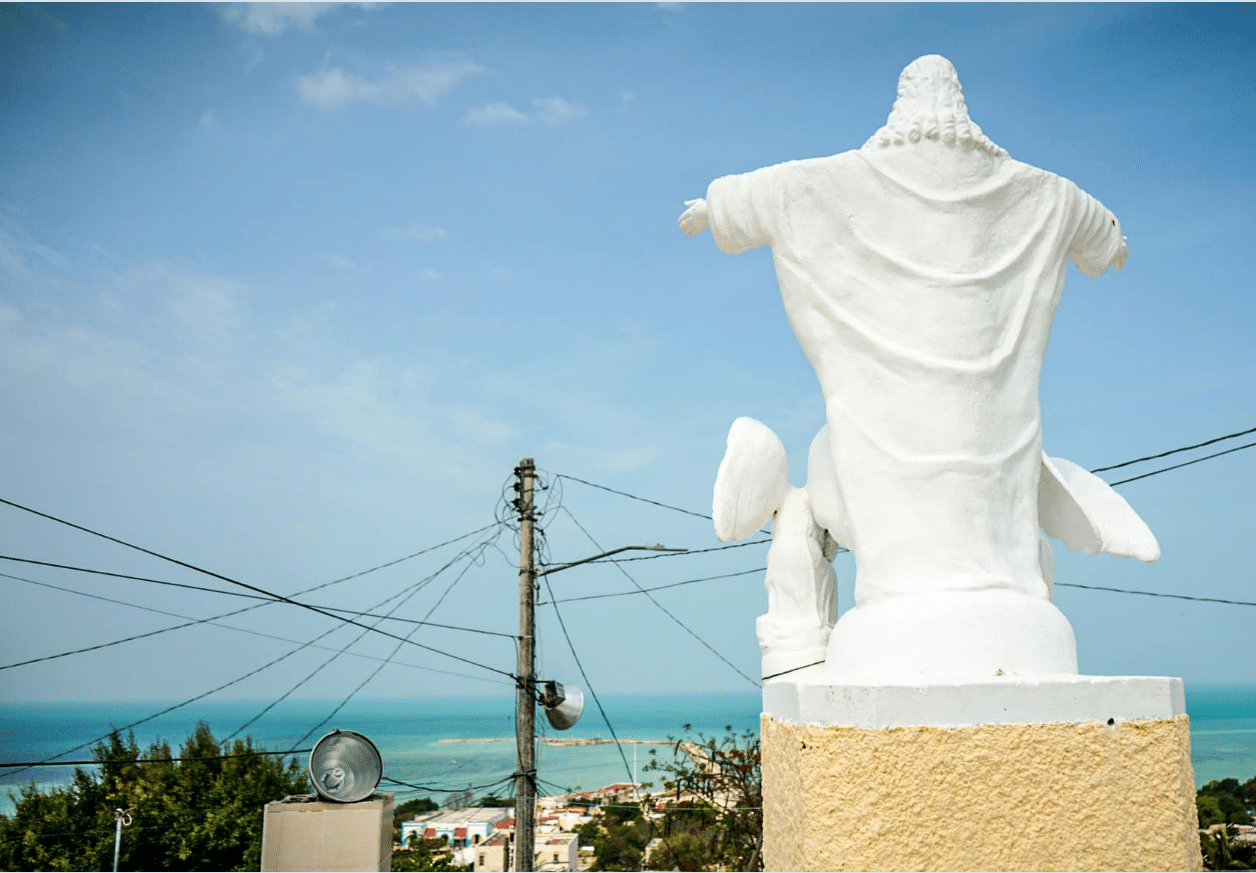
[463,96,589,126]
[163,271,243,349]
[0,226,523,488]
[297,61,483,111]
[463,102,528,125]
[220,2,380,36]
[0,228,70,283]
[197,109,217,131]
[531,96,588,124]
[380,223,449,243]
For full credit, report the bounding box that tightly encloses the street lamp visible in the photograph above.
[536,543,688,577]
[510,455,688,871]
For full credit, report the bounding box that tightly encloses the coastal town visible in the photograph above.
[398,782,676,872]
[397,739,734,872]
[400,783,625,872]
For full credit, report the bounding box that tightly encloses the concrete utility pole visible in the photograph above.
[513,458,536,873]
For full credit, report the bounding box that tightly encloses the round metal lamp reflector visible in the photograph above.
[543,682,585,731]
[309,729,382,803]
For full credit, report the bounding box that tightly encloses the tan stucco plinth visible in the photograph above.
[761,713,1200,871]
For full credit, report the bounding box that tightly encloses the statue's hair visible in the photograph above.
[864,55,1007,157]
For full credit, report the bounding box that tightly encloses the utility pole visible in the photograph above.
[513,458,536,873]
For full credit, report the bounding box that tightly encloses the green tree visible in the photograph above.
[1200,778,1255,827]
[0,723,309,872]
[473,793,511,808]
[1201,826,1256,871]
[576,799,654,872]
[391,838,468,872]
[642,725,763,871]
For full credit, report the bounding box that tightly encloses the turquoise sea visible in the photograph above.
[2,684,1253,818]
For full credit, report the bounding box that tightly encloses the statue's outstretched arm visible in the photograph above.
[678,198,709,236]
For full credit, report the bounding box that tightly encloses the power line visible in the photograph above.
[0,523,502,605]
[1090,425,1256,473]
[581,539,772,564]
[1107,441,1256,486]
[0,555,515,639]
[0,749,311,769]
[286,536,500,750]
[381,774,517,795]
[3,636,349,780]
[3,548,513,780]
[225,531,504,742]
[1055,581,1256,608]
[0,560,512,672]
[552,473,713,521]
[538,550,636,789]
[559,507,759,688]
[539,568,767,605]
[0,570,512,686]
[0,498,513,680]
[0,555,262,599]
[0,606,211,671]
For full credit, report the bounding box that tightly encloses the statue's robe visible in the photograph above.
[705,148,1126,605]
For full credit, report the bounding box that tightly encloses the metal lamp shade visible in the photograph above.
[309,729,382,803]
[541,681,585,731]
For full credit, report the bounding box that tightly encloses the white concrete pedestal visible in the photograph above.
[761,676,1200,872]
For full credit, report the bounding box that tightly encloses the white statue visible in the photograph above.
[687,55,1160,679]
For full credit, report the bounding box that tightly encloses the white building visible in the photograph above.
[471,831,579,872]
[400,807,511,849]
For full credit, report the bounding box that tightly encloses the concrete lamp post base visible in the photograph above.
[761,676,1200,872]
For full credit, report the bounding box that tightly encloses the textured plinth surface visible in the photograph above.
[761,684,1200,872]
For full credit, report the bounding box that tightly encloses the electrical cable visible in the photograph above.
[584,539,772,564]
[224,530,504,742]
[0,496,512,677]
[381,774,517,795]
[0,523,502,606]
[551,473,712,521]
[1054,581,1256,608]
[0,555,264,599]
[559,506,759,688]
[538,558,637,791]
[285,535,500,750]
[539,567,767,605]
[0,557,514,638]
[1106,441,1256,486]
[3,637,350,780]
[0,570,512,686]
[0,555,513,672]
[0,749,310,768]
[4,552,512,780]
[1089,425,1256,473]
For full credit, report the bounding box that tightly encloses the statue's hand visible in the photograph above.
[1113,235,1128,270]
[678,198,709,236]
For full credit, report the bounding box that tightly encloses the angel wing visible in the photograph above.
[1039,452,1160,562]
[713,417,790,542]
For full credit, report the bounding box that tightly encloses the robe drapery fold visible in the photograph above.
[706,149,1125,604]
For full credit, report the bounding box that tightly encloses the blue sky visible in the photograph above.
[0,3,1252,711]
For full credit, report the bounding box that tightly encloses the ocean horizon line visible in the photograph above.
[4,679,1253,708]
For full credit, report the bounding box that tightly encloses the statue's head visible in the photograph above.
[865,54,1006,157]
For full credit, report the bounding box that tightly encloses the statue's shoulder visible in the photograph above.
[744,150,864,188]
